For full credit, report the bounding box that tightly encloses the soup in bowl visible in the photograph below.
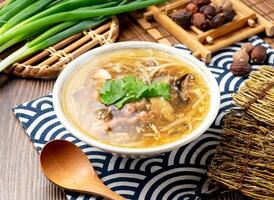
[53,42,220,157]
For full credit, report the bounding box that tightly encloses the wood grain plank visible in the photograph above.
[0,75,65,200]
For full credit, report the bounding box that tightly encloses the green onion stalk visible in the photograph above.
[0,0,56,34]
[0,0,16,10]
[0,0,112,34]
[0,0,37,27]
[0,0,166,72]
[0,1,119,53]
[0,1,125,44]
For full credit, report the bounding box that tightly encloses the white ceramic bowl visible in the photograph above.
[53,41,220,157]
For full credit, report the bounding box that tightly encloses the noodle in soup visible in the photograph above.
[61,48,210,148]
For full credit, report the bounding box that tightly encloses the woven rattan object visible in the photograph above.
[233,66,274,125]
[208,66,274,200]
[4,17,119,78]
[208,110,274,200]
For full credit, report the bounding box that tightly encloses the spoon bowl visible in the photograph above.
[40,140,125,200]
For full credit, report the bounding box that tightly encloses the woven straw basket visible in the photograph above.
[4,17,119,78]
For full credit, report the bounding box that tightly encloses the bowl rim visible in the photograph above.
[53,41,220,156]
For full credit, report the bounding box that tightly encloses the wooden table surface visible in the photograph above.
[0,3,273,200]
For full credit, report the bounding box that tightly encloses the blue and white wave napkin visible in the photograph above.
[13,36,274,200]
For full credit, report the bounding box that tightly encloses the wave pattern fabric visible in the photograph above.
[13,36,274,200]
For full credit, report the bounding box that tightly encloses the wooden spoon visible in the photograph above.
[40,140,126,200]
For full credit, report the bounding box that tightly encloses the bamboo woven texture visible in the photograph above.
[208,110,274,200]
[208,66,274,200]
[233,66,274,126]
[132,0,274,63]
[4,17,119,78]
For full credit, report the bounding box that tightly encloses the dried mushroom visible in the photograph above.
[192,13,208,30]
[171,0,237,30]
[250,46,267,64]
[223,9,236,22]
[173,74,194,102]
[170,9,192,27]
[191,0,211,6]
[233,48,249,63]
[200,5,216,19]
[230,61,251,76]
[186,3,199,14]
[209,13,226,28]
[241,43,254,53]
[97,109,112,122]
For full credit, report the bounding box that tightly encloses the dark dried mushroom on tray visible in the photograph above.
[209,13,226,28]
[222,9,236,22]
[200,5,216,19]
[186,3,199,14]
[170,9,192,27]
[170,0,236,31]
[191,0,211,6]
[192,13,208,30]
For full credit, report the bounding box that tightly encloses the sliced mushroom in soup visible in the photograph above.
[61,48,210,148]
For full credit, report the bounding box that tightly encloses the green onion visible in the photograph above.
[0,1,119,53]
[0,0,164,47]
[0,35,27,53]
[46,0,67,8]
[25,18,109,58]
[0,0,17,15]
[0,0,166,72]
[14,0,111,26]
[0,18,108,71]
[28,2,119,47]
[0,0,37,27]
[0,0,56,34]
[1,0,112,35]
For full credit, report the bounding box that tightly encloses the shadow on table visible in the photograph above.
[0,74,12,88]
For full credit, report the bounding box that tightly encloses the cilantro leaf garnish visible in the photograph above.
[100,79,125,105]
[99,75,171,109]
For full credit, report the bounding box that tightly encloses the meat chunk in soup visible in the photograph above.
[61,48,210,148]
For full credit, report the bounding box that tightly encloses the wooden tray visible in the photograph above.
[4,17,119,78]
[132,0,274,63]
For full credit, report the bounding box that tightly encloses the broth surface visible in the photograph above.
[62,48,210,148]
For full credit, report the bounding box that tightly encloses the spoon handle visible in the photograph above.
[84,183,126,200]
[99,188,127,200]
